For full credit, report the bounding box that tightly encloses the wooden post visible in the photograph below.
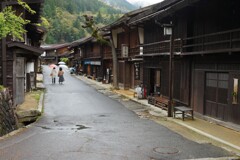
[168,29,174,117]
[1,3,7,86]
[157,21,174,117]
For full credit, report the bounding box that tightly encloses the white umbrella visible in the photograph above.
[59,64,68,69]
[58,61,66,65]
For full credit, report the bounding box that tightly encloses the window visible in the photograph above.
[206,72,229,104]
[206,73,217,87]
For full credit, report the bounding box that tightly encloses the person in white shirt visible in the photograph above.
[135,85,143,99]
[50,67,57,84]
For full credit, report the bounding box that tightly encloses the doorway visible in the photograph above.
[149,69,161,95]
[205,72,229,120]
[15,57,25,105]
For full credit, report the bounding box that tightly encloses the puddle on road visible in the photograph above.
[40,126,51,130]
[98,114,110,118]
[35,124,90,131]
[75,125,89,130]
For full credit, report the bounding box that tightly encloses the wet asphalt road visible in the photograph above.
[0,66,234,160]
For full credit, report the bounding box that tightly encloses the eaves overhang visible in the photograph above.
[8,42,43,56]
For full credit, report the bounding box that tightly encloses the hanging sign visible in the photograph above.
[134,63,140,80]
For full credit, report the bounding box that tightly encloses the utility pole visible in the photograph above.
[168,27,174,117]
[156,20,174,117]
[163,22,174,117]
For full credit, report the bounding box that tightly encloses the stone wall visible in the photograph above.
[0,89,18,136]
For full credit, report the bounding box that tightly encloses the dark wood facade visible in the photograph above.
[111,26,144,89]
[41,43,71,65]
[190,54,240,124]
[72,38,103,80]
[102,45,113,83]
[1,0,45,105]
[129,0,240,124]
[69,37,93,74]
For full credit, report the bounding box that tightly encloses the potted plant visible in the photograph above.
[232,92,238,104]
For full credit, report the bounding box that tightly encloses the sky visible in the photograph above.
[127,0,164,7]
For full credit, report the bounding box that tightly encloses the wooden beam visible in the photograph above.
[1,3,6,86]
[2,38,6,86]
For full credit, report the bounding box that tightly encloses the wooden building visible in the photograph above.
[103,6,151,89]
[1,0,45,105]
[69,37,103,80]
[41,43,71,65]
[102,44,113,83]
[83,39,103,80]
[69,37,93,75]
[126,0,240,125]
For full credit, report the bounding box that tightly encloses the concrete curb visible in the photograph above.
[37,92,44,113]
[0,128,26,141]
[172,119,240,153]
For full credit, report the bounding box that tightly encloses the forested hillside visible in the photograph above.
[100,0,136,12]
[43,0,126,44]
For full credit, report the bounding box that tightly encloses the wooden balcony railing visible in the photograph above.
[87,28,240,59]
[129,47,140,57]
[182,28,240,55]
[103,51,112,59]
[139,28,240,56]
[141,39,182,55]
[103,49,122,59]
[85,52,101,58]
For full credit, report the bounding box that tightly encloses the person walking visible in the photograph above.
[50,67,57,84]
[58,67,64,84]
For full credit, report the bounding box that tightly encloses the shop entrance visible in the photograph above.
[149,69,161,95]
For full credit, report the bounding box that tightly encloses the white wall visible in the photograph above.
[26,62,34,73]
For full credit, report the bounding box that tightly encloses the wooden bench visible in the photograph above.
[154,96,169,110]
[173,106,194,121]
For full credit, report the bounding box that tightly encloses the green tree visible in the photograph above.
[73,16,81,28]
[43,4,55,18]
[42,0,123,44]
[109,14,115,22]
[0,0,35,40]
[95,11,103,23]
[41,17,50,30]
[60,58,69,64]
[0,7,28,40]
[66,1,76,14]
[78,28,85,37]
